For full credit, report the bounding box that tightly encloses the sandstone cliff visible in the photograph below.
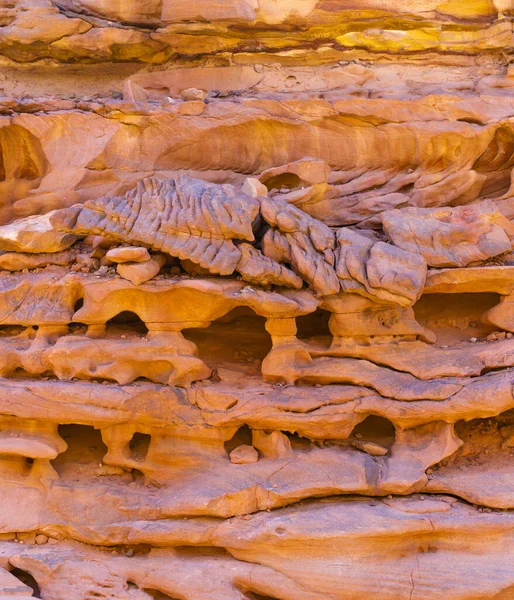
[0,1,512,598]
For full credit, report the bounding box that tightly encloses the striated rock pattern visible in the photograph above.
[0,0,513,598]
[52,174,261,275]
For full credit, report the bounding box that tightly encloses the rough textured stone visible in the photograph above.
[0,212,79,253]
[0,1,514,597]
[229,445,259,464]
[382,201,514,267]
[335,228,427,305]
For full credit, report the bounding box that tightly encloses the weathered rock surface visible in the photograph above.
[382,201,514,268]
[0,0,513,597]
[335,228,427,305]
[116,253,166,285]
[0,212,79,253]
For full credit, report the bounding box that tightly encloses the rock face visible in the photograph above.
[0,0,513,598]
[382,201,514,267]
[0,212,79,253]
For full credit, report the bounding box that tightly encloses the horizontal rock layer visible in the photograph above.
[0,1,513,598]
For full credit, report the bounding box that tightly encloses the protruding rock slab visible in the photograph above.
[382,201,514,268]
[0,212,80,253]
[51,174,260,276]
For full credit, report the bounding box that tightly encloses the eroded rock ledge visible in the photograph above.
[0,1,513,598]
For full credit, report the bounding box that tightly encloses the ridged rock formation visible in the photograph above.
[0,1,513,599]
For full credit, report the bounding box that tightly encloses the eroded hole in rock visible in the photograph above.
[225,425,253,454]
[264,172,302,190]
[9,568,41,598]
[457,117,484,126]
[184,308,271,373]
[0,124,49,224]
[11,368,47,380]
[129,432,151,462]
[132,468,146,484]
[69,300,87,332]
[351,416,396,450]
[126,544,152,556]
[68,322,88,335]
[0,325,26,337]
[106,311,148,336]
[296,309,332,342]
[398,182,415,193]
[473,125,514,197]
[434,413,513,472]
[143,589,180,600]
[52,425,108,479]
[73,297,84,313]
[285,431,313,453]
[244,593,280,600]
[414,293,500,345]
[0,455,36,479]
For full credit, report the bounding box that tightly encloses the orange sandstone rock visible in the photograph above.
[0,1,513,597]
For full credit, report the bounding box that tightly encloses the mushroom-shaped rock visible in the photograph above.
[0,430,66,459]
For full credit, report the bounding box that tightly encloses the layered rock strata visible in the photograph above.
[0,0,513,598]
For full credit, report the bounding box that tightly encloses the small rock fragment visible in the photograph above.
[352,440,389,456]
[106,246,151,264]
[117,254,166,285]
[35,534,49,545]
[487,331,507,342]
[181,87,208,101]
[180,259,211,277]
[122,79,149,103]
[229,445,259,464]
[178,101,206,116]
[242,178,269,199]
[217,367,246,382]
